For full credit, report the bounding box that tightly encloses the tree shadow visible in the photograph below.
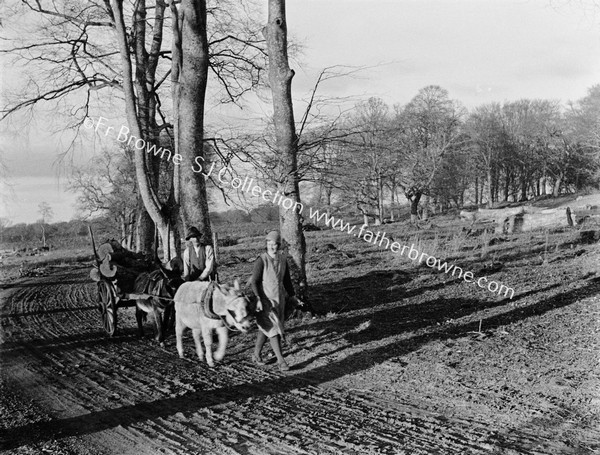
[3,278,595,451]
[3,275,598,451]
[307,268,421,314]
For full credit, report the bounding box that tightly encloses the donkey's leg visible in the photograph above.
[192,328,205,363]
[213,326,229,362]
[162,304,174,339]
[152,305,164,343]
[202,327,215,367]
[175,317,185,358]
[135,304,145,338]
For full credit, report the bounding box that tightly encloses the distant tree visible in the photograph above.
[394,86,465,223]
[339,97,394,225]
[465,103,508,207]
[68,149,138,248]
[500,99,561,201]
[0,217,12,245]
[37,201,53,247]
[38,202,53,224]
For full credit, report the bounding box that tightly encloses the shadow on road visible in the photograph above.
[2,273,598,451]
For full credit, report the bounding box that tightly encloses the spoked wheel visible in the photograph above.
[98,280,118,336]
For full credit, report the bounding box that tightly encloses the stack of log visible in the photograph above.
[571,204,600,225]
[90,240,154,293]
[460,206,574,234]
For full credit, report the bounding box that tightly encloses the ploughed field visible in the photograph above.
[1,212,600,454]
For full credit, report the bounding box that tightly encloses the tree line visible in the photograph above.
[294,85,600,226]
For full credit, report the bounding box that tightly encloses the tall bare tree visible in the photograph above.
[262,0,306,296]
[37,201,54,247]
[2,0,267,257]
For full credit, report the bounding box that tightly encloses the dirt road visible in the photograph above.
[1,261,599,454]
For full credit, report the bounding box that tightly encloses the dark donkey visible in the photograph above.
[134,261,184,344]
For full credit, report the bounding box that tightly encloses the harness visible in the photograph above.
[132,270,177,306]
[200,282,247,332]
[201,282,220,320]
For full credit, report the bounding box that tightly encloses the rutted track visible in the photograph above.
[0,267,590,454]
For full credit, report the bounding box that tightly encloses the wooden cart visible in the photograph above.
[89,227,156,337]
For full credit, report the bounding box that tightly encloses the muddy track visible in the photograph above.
[0,267,591,454]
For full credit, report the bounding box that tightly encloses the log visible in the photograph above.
[506,207,573,233]
[475,206,525,223]
[99,254,117,277]
[460,207,525,225]
[96,240,150,269]
[572,207,600,224]
[90,268,101,282]
[95,242,157,294]
[96,242,114,261]
[99,243,153,270]
[98,253,140,289]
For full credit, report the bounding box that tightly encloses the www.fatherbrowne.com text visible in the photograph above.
[85,119,515,299]
[213,173,514,299]
[306,208,515,299]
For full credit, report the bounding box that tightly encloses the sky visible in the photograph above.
[1,0,600,224]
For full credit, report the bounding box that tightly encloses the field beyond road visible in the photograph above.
[1,206,600,454]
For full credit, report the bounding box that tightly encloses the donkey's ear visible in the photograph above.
[233,279,241,291]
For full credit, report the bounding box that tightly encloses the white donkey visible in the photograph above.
[174,279,251,367]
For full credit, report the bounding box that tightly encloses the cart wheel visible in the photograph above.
[98,280,118,336]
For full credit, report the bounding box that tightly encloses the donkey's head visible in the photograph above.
[156,260,185,297]
[214,279,252,332]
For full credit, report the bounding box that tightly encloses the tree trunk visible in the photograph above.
[110,0,169,255]
[136,204,154,255]
[520,172,528,202]
[263,0,307,298]
[409,192,421,224]
[376,173,384,224]
[120,214,127,248]
[541,173,547,195]
[126,211,135,250]
[503,171,510,202]
[553,175,563,197]
[474,176,479,205]
[176,0,212,241]
[422,194,429,221]
[40,224,46,247]
[390,185,395,221]
[486,167,494,208]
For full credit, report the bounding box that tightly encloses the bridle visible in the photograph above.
[221,295,251,332]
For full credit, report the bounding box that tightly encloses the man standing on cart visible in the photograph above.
[182,227,216,282]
